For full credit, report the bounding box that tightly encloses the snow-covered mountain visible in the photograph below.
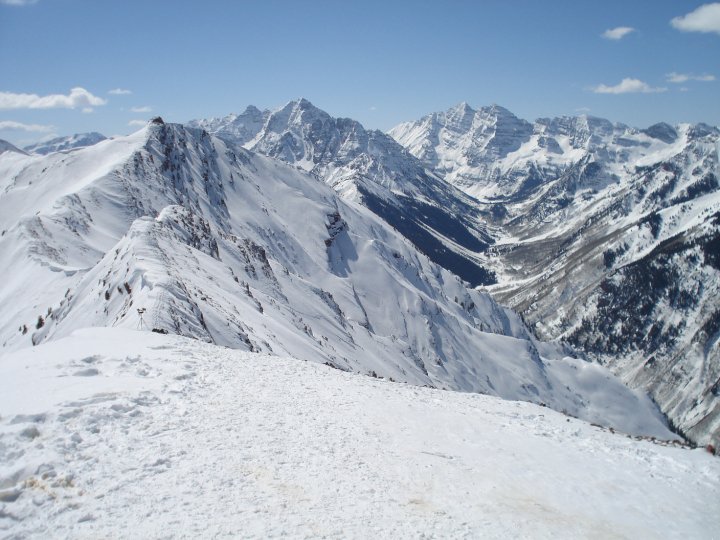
[23,132,106,155]
[389,103,534,199]
[191,99,496,286]
[389,103,713,202]
[391,103,720,447]
[0,118,673,435]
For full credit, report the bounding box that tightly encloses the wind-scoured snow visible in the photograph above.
[0,329,716,539]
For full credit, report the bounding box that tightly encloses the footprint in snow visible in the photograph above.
[72,368,99,377]
[10,413,46,425]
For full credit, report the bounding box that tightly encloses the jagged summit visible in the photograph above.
[293,96,317,109]
[389,102,534,177]
[190,99,498,286]
[388,102,717,201]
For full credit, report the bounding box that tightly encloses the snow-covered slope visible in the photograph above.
[23,132,106,155]
[391,104,720,448]
[191,99,496,286]
[1,329,716,538]
[0,119,673,434]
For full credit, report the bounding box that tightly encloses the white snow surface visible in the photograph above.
[1,328,716,539]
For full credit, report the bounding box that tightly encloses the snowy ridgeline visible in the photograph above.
[192,98,497,287]
[0,329,717,538]
[0,120,678,436]
[388,101,718,202]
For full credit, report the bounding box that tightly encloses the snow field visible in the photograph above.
[1,328,717,538]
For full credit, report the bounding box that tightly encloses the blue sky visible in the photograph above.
[1,0,718,146]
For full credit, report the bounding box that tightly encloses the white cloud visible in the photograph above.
[575,107,591,113]
[131,106,152,113]
[666,73,689,83]
[128,119,147,127]
[109,88,132,95]
[0,120,54,132]
[592,78,667,94]
[0,0,38,5]
[0,87,107,110]
[665,72,715,83]
[671,3,720,34]
[602,26,635,40]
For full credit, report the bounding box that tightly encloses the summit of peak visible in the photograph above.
[291,97,318,111]
[453,101,474,112]
[481,103,516,118]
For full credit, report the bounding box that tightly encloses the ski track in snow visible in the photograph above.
[1,329,717,539]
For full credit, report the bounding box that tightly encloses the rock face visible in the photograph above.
[24,132,106,155]
[191,99,496,286]
[0,120,676,434]
[391,103,720,448]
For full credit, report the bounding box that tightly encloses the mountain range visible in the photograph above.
[390,102,720,447]
[1,98,718,448]
[189,99,496,286]
[23,132,107,155]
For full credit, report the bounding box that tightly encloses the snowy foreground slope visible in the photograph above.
[1,329,717,539]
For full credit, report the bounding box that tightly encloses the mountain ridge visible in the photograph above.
[0,118,674,436]
[191,98,498,286]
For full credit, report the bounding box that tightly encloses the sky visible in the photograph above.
[0,0,719,147]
